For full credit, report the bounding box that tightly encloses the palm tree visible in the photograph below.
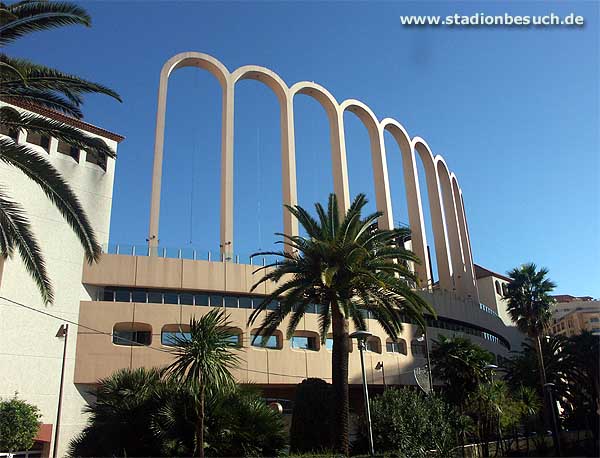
[504,264,556,390]
[165,309,241,458]
[0,0,121,303]
[248,193,434,455]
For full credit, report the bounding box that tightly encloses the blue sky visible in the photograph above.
[9,1,599,296]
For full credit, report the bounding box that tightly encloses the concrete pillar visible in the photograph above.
[413,138,453,291]
[382,119,431,288]
[280,93,298,251]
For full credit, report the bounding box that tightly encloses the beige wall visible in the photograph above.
[549,302,600,337]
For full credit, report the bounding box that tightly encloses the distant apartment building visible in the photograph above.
[548,295,600,337]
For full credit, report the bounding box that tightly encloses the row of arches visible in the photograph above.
[148,52,478,300]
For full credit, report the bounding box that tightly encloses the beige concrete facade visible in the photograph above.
[74,254,514,388]
[148,52,478,299]
[549,299,600,337]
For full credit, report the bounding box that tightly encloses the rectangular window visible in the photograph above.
[164,292,179,304]
[26,131,50,152]
[226,333,242,347]
[161,331,191,346]
[147,291,163,304]
[113,330,151,346]
[365,339,380,353]
[194,294,209,306]
[239,297,252,309]
[291,336,317,350]
[86,149,107,170]
[179,293,194,306]
[326,338,334,350]
[251,334,279,349]
[266,300,279,311]
[102,288,115,302]
[131,289,147,303]
[386,341,406,354]
[57,140,80,162]
[114,289,131,302]
[411,341,426,357]
[210,295,223,307]
[224,296,238,308]
[0,124,18,141]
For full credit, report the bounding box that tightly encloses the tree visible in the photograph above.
[504,263,556,390]
[430,335,494,407]
[248,193,434,455]
[290,378,334,453]
[0,0,121,303]
[0,395,41,452]
[165,309,241,458]
[368,387,459,457]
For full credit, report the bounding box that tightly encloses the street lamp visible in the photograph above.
[53,324,68,458]
[543,382,563,457]
[375,361,386,390]
[350,330,375,456]
[484,364,503,453]
[417,330,434,392]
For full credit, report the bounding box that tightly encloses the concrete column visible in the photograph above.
[220,81,235,259]
[381,120,431,288]
[413,139,453,291]
[330,108,351,215]
[452,177,479,301]
[280,93,299,251]
[436,159,466,295]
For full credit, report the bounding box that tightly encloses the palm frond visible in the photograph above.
[0,188,52,303]
[0,138,101,262]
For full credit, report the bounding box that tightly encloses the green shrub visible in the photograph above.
[0,395,41,452]
[368,388,459,457]
[290,378,334,453]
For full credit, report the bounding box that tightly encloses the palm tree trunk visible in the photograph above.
[331,301,350,456]
[195,384,205,458]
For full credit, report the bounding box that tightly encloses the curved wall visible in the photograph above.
[148,52,477,301]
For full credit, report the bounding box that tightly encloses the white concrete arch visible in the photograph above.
[435,156,466,294]
[412,137,453,291]
[231,65,298,250]
[340,99,393,230]
[451,174,478,300]
[290,82,350,214]
[380,118,431,288]
[149,52,232,254]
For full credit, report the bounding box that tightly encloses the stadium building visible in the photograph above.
[1,52,522,457]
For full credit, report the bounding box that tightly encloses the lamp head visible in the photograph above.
[349,330,373,341]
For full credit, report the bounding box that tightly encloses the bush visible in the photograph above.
[290,378,334,453]
[367,388,459,457]
[0,395,41,452]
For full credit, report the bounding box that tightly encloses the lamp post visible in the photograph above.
[544,382,562,457]
[350,330,375,456]
[53,324,68,458]
[375,361,386,390]
[485,364,503,454]
[417,329,433,392]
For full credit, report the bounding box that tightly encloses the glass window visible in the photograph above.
[365,337,381,353]
[239,297,252,309]
[386,340,407,355]
[305,303,317,314]
[266,300,279,311]
[131,289,147,303]
[26,131,50,152]
[411,340,426,357]
[0,124,18,141]
[102,288,115,302]
[210,295,223,307]
[57,140,80,162]
[495,280,501,295]
[292,336,317,350]
[224,296,238,308]
[147,291,163,304]
[161,330,191,346]
[194,294,209,306]
[226,333,242,347]
[251,334,279,349]
[326,338,334,350]
[114,289,131,302]
[86,149,107,171]
[164,292,178,304]
[113,329,151,346]
[179,293,194,306]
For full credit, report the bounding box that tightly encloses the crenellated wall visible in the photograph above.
[147,52,479,302]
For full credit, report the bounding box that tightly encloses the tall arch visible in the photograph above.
[436,157,466,294]
[381,118,431,288]
[290,82,350,214]
[149,52,231,255]
[412,138,453,291]
[452,174,478,300]
[231,66,297,252]
[340,99,393,230]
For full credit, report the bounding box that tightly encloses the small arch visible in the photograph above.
[231,65,289,104]
[386,338,407,355]
[161,323,191,346]
[113,322,152,346]
[291,330,320,351]
[250,328,283,350]
[365,335,382,354]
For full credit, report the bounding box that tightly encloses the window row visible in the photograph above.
[111,323,425,356]
[495,280,508,297]
[0,127,108,171]
[99,287,509,349]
